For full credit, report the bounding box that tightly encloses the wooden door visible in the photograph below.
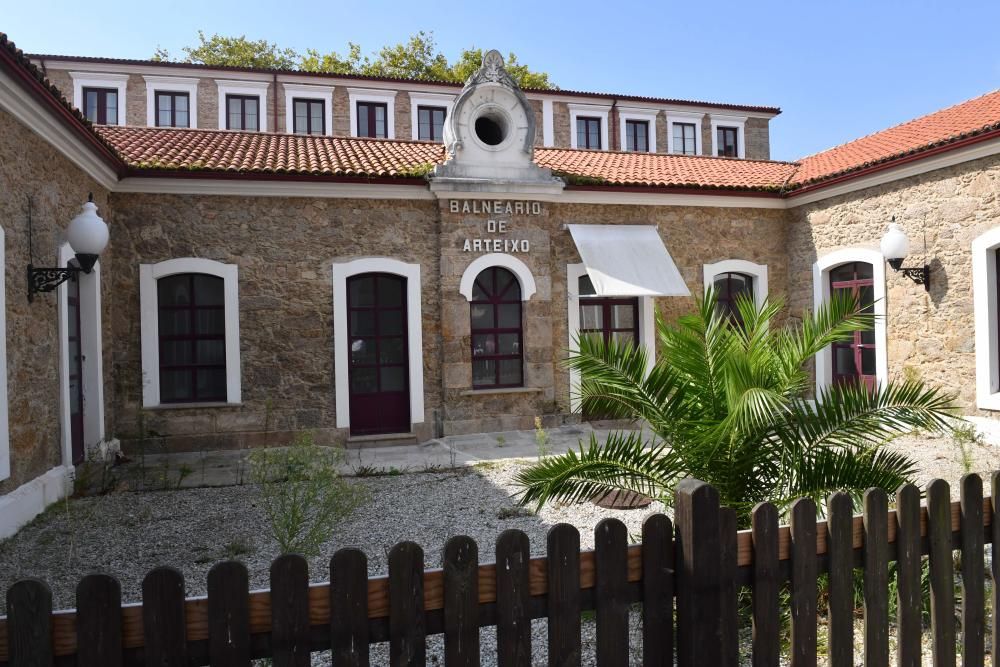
[347,273,410,435]
[829,262,877,390]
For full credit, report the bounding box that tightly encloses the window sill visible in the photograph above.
[459,387,544,397]
[144,402,242,411]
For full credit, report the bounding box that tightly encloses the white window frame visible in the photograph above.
[812,248,888,397]
[568,103,610,150]
[542,99,554,147]
[140,258,241,407]
[216,80,269,132]
[331,258,424,429]
[459,253,537,302]
[0,227,8,480]
[144,76,199,128]
[666,111,704,155]
[618,107,658,152]
[348,88,397,139]
[69,72,128,126]
[408,92,455,141]
[973,227,1000,410]
[566,263,655,412]
[702,259,769,307]
[57,244,106,464]
[710,114,748,159]
[283,83,335,135]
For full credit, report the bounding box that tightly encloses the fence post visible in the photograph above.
[495,529,531,667]
[142,566,188,666]
[546,523,582,667]
[443,535,480,667]
[207,560,251,667]
[6,579,53,667]
[594,518,628,667]
[388,541,426,667]
[270,554,310,667]
[674,478,721,667]
[788,497,817,667]
[863,488,889,667]
[895,484,922,667]
[960,474,985,667]
[641,514,673,667]
[751,502,779,667]
[76,573,123,667]
[927,478,956,667]
[825,492,853,667]
[331,548,370,667]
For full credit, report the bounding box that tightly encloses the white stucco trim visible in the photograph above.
[566,263,655,412]
[0,228,8,481]
[568,103,611,150]
[710,114,748,158]
[702,259,769,307]
[348,88,397,139]
[973,227,1000,410]
[57,244,106,463]
[69,72,128,126]
[283,83,335,135]
[331,258,424,429]
[0,465,73,540]
[215,80,269,131]
[618,107,658,152]
[812,247,888,396]
[143,75,199,128]
[140,258,241,407]
[459,254,537,302]
[542,99,554,147]
[408,92,455,141]
[666,111,704,155]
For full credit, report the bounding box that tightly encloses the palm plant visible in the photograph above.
[515,291,955,524]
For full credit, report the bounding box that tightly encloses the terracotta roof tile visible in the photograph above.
[791,89,1000,186]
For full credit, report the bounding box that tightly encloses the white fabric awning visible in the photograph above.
[567,224,690,297]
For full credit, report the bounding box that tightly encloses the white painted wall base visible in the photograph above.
[0,465,73,540]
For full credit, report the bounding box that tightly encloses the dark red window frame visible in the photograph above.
[717,126,739,157]
[625,119,649,152]
[157,273,227,404]
[829,262,877,390]
[417,105,446,141]
[293,98,325,135]
[357,101,388,138]
[579,285,640,347]
[673,122,696,155]
[577,116,602,149]
[82,87,118,125]
[713,272,755,325]
[470,267,523,389]
[226,94,260,131]
[155,91,190,128]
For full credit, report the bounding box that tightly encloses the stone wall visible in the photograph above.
[0,109,114,492]
[109,193,441,451]
[787,154,1000,414]
[553,102,571,148]
[745,117,771,161]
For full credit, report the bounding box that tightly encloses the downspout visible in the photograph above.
[272,72,278,133]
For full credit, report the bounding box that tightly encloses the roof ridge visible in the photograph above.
[99,123,445,147]
[537,145,800,166]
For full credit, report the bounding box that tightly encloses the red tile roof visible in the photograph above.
[792,89,1000,187]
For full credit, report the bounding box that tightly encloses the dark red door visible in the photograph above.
[829,262,877,390]
[347,273,410,435]
[67,275,85,464]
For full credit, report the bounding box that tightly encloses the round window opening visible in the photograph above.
[475,112,507,146]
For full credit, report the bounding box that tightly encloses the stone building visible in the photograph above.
[1,33,999,536]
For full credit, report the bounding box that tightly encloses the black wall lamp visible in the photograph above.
[879,217,930,292]
[26,193,109,302]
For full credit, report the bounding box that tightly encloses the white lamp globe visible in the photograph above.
[880,221,910,266]
[66,195,109,272]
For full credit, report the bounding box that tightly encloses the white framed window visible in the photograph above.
[568,103,610,150]
[408,92,455,141]
[710,113,748,158]
[566,263,655,412]
[666,111,704,155]
[348,88,397,139]
[617,107,658,152]
[702,259,768,307]
[215,80,269,132]
[144,76,199,128]
[69,72,128,126]
[283,83,334,135]
[812,248,888,396]
[973,227,1000,410]
[140,258,241,407]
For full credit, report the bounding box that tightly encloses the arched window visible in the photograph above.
[470,267,523,388]
[157,273,228,402]
[712,272,755,325]
[829,261,876,389]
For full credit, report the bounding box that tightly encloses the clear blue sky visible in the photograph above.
[4,0,998,161]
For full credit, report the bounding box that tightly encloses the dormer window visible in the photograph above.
[417,106,447,141]
[83,88,118,125]
[717,127,739,157]
[226,95,259,131]
[293,98,325,135]
[625,120,649,152]
[576,117,602,149]
[710,114,747,158]
[673,123,697,155]
[155,92,190,128]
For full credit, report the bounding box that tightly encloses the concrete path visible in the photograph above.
[102,423,652,491]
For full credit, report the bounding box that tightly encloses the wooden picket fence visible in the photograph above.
[0,473,998,666]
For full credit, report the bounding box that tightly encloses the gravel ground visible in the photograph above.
[2,423,999,666]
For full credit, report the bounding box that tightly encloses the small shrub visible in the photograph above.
[534,416,551,458]
[496,505,535,520]
[250,433,366,557]
[952,421,985,474]
[496,435,506,448]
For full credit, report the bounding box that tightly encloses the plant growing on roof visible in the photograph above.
[515,290,956,524]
